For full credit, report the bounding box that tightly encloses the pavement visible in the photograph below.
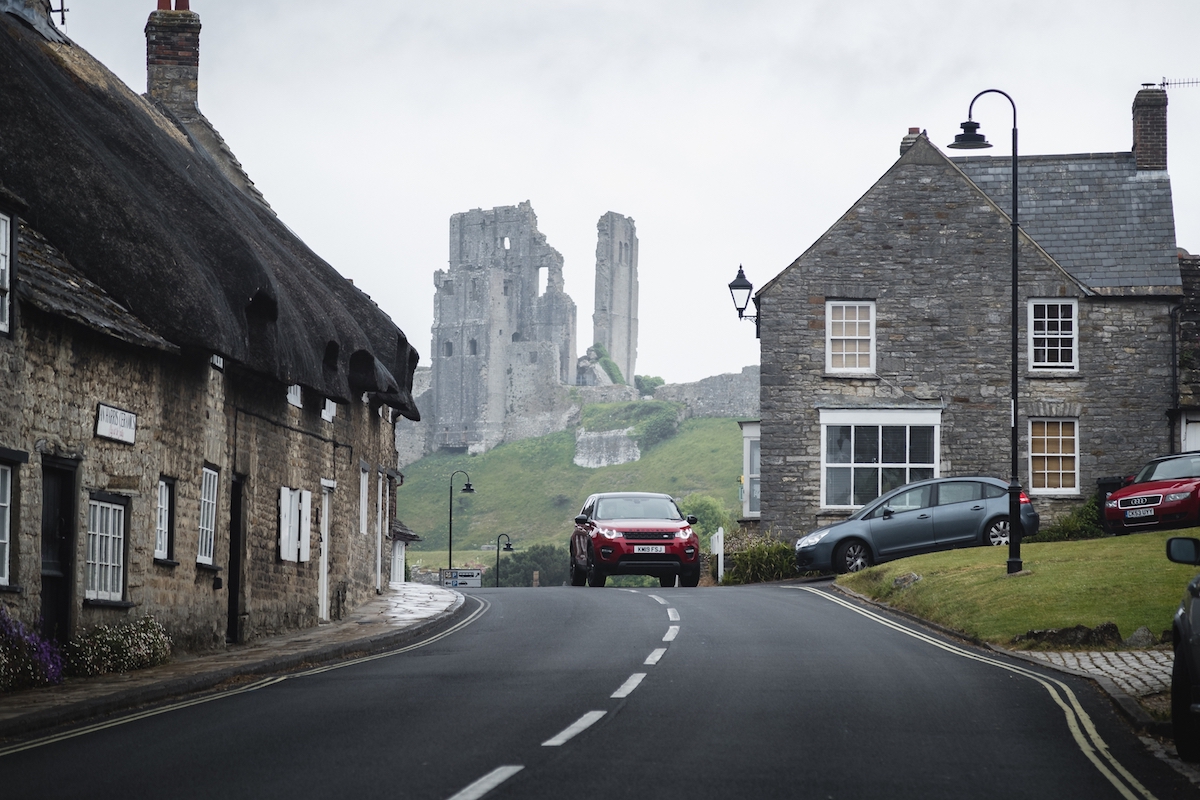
[0,582,466,741]
[0,581,1191,778]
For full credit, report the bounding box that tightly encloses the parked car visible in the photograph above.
[569,492,701,588]
[794,477,1040,574]
[1165,536,1200,762]
[1103,452,1200,534]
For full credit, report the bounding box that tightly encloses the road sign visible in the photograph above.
[440,568,482,588]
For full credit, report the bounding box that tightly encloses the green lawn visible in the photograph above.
[836,529,1199,647]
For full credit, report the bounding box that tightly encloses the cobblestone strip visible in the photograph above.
[1022,650,1173,697]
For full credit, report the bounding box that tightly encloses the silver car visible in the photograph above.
[794,477,1041,574]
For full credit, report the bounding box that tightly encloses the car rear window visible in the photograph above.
[596,496,682,520]
[938,481,983,505]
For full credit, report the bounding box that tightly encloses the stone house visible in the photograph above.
[753,87,1184,540]
[0,1,420,651]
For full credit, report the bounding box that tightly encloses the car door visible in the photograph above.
[932,480,989,546]
[867,484,935,557]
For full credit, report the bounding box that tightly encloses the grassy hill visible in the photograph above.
[397,417,744,570]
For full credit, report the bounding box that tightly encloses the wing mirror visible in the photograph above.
[882,506,895,519]
[1167,537,1200,565]
[686,515,698,525]
[574,514,589,525]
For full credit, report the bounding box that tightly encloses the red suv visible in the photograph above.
[569,492,701,588]
[1103,452,1200,534]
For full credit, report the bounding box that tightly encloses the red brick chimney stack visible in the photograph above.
[146,1,201,110]
[1132,85,1168,171]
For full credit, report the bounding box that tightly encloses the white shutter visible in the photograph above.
[279,486,295,562]
[299,489,312,562]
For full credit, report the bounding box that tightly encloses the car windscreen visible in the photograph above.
[1138,457,1200,482]
[595,496,682,521]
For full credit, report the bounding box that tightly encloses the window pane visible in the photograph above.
[852,467,879,505]
[826,467,851,506]
[881,467,907,494]
[748,477,760,514]
[827,427,852,464]
[749,440,760,475]
[881,427,907,464]
[909,427,934,464]
[909,467,935,482]
[853,426,878,465]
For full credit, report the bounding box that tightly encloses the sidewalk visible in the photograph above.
[0,582,464,740]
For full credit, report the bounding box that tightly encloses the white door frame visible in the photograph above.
[319,479,335,621]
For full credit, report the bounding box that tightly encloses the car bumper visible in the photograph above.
[1104,503,1199,532]
[595,543,700,575]
[795,541,836,572]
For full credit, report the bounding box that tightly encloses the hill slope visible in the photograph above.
[397,417,743,569]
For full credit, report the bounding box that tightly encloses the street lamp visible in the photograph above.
[495,533,514,587]
[947,89,1024,575]
[728,266,760,338]
[447,470,474,569]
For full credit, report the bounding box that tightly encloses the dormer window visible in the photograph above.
[0,212,10,334]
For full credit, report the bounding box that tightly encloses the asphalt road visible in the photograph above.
[0,583,1195,799]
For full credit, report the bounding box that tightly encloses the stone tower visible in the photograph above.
[430,201,577,454]
[593,212,639,384]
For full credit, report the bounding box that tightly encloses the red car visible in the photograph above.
[569,492,701,588]
[1103,452,1200,533]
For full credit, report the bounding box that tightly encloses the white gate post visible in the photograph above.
[711,526,725,583]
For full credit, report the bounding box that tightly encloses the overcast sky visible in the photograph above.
[56,1,1200,385]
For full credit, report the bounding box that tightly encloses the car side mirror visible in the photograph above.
[686,515,698,525]
[882,506,895,519]
[1167,537,1200,565]
[574,514,589,525]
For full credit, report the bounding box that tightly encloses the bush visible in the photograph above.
[724,541,797,584]
[0,606,63,692]
[64,616,173,677]
[677,494,736,547]
[485,543,570,587]
[1027,495,1105,542]
[634,375,664,396]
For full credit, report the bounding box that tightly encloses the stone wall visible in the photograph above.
[655,365,759,419]
[574,428,640,468]
[593,212,639,384]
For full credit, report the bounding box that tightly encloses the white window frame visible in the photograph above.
[279,486,312,562]
[825,300,876,374]
[739,421,760,519]
[287,384,303,408]
[0,464,10,586]
[155,478,174,561]
[819,409,940,509]
[1028,299,1078,371]
[1029,418,1080,495]
[0,212,9,334]
[198,467,218,565]
[359,463,370,535]
[322,398,337,423]
[86,496,125,602]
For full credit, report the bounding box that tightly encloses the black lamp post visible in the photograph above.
[495,533,514,587]
[447,470,474,569]
[947,89,1024,575]
[728,266,760,338]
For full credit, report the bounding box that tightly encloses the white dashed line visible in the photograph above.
[446,765,525,800]
[667,608,680,621]
[663,625,679,642]
[645,648,666,665]
[542,711,606,746]
[611,673,646,698]
[648,594,668,605]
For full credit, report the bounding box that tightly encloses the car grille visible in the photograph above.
[621,530,675,540]
[1117,495,1162,509]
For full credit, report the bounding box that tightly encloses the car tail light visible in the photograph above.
[1019,492,1032,505]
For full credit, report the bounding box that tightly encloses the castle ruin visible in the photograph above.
[593,212,639,384]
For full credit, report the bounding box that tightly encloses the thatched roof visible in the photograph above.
[0,8,419,418]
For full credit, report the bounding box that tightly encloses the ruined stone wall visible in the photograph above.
[655,365,759,419]
[593,212,639,383]
[1,305,398,652]
[574,428,640,468]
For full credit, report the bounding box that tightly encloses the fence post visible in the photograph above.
[711,527,725,583]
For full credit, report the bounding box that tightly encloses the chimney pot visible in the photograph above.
[146,3,202,110]
[1132,87,1168,171]
[900,127,923,156]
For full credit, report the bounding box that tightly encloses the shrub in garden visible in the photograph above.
[64,616,173,677]
[0,606,63,692]
[1027,495,1105,542]
[720,527,798,585]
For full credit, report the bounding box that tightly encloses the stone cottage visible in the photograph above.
[753,86,1184,540]
[0,1,420,650]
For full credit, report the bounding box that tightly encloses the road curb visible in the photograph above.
[827,582,1171,737]
[0,593,469,740]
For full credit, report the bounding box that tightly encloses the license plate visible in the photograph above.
[1125,507,1154,519]
[634,545,666,554]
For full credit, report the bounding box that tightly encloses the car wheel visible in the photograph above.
[834,540,871,574]
[680,569,700,588]
[985,518,1010,547]
[586,547,606,588]
[1173,646,1200,762]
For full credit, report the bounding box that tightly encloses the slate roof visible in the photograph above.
[0,8,420,417]
[953,152,1180,296]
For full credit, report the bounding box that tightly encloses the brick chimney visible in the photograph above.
[900,127,922,156]
[1132,85,1167,171]
[145,1,201,111]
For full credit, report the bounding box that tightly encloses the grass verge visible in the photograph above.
[836,529,1199,648]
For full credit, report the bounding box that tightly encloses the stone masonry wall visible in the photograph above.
[655,365,759,419]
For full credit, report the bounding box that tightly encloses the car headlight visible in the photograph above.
[675,527,695,540]
[796,530,830,549]
[1166,491,1192,502]
[1105,499,1118,509]
[596,527,622,540]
